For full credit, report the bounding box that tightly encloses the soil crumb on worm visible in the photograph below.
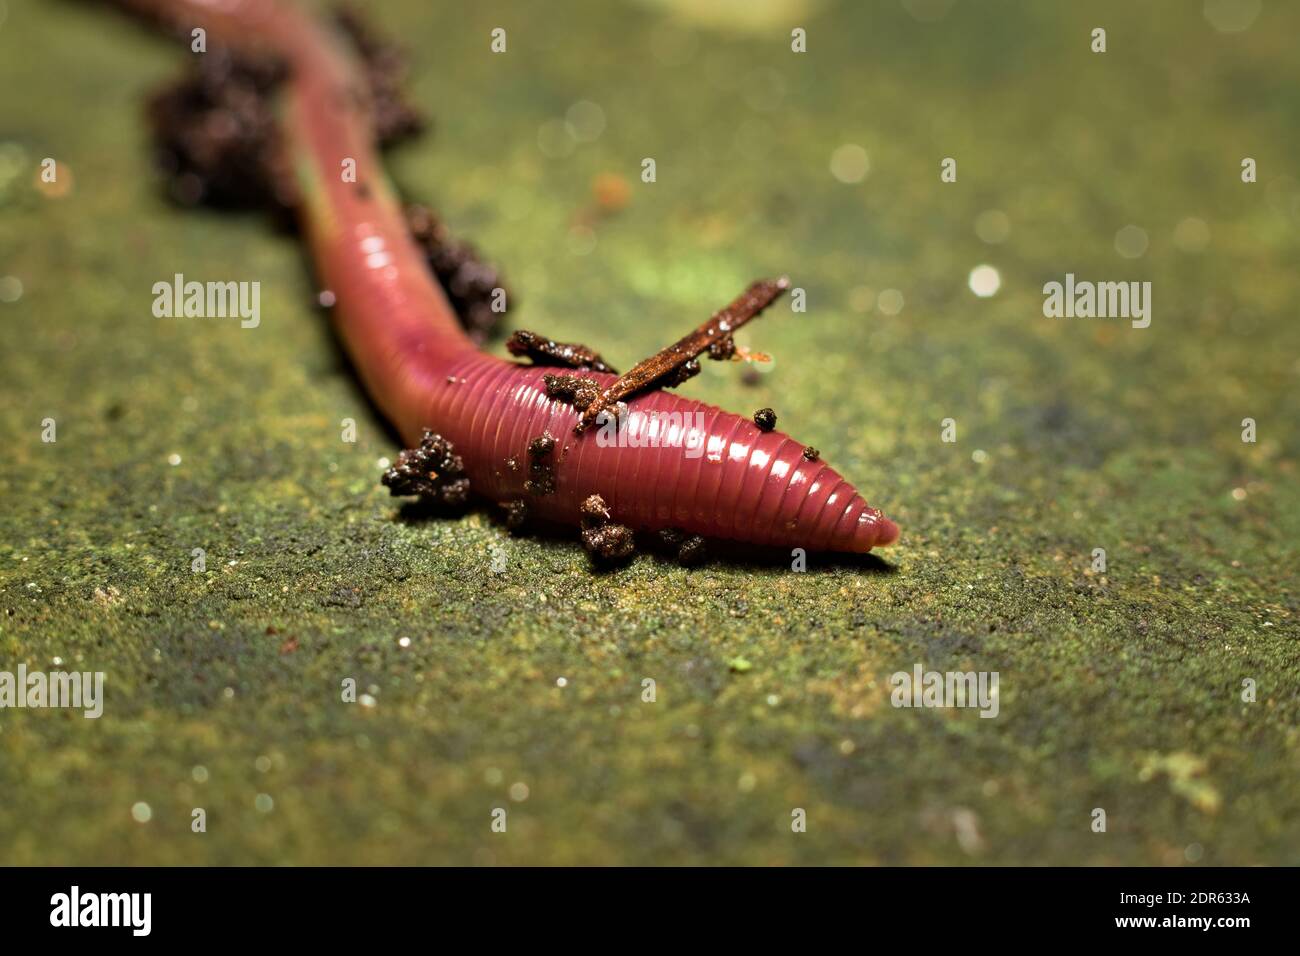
[146,49,295,213]
[579,494,635,562]
[404,204,511,344]
[507,331,617,374]
[502,498,529,531]
[544,374,603,412]
[524,433,557,496]
[382,430,470,507]
[331,4,425,146]
[657,528,708,567]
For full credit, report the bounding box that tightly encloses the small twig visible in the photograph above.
[575,277,790,433]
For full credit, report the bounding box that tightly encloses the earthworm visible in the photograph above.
[109,0,899,554]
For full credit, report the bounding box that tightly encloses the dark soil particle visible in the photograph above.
[332,4,425,146]
[676,535,708,566]
[661,359,701,388]
[381,430,470,507]
[404,204,511,344]
[146,48,296,213]
[544,374,602,412]
[708,337,736,361]
[524,433,557,496]
[582,524,635,560]
[580,494,611,524]
[802,446,820,461]
[503,499,529,530]
[506,330,618,374]
[579,494,636,561]
[657,528,708,567]
[754,407,777,431]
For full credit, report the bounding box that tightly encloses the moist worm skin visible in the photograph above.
[114,0,899,554]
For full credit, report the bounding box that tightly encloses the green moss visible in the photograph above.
[0,0,1295,864]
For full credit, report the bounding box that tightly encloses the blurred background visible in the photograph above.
[0,0,1296,864]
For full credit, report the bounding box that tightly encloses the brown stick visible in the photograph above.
[574,277,790,433]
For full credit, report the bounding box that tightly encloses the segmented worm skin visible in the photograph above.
[124,0,899,553]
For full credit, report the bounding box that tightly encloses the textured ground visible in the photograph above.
[0,0,1296,865]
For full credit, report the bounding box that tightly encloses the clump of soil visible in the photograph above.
[507,331,617,374]
[404,204,511,344]
[332,4,425,146]
[524,433,557,496]
[544,374,602,412]
[657,528,708,567]
[382,431,470,507]
[579,494,635,561]
[502,499,529,531]
[146,49,295,213]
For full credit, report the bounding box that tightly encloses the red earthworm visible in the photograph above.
[111,0,899,554]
